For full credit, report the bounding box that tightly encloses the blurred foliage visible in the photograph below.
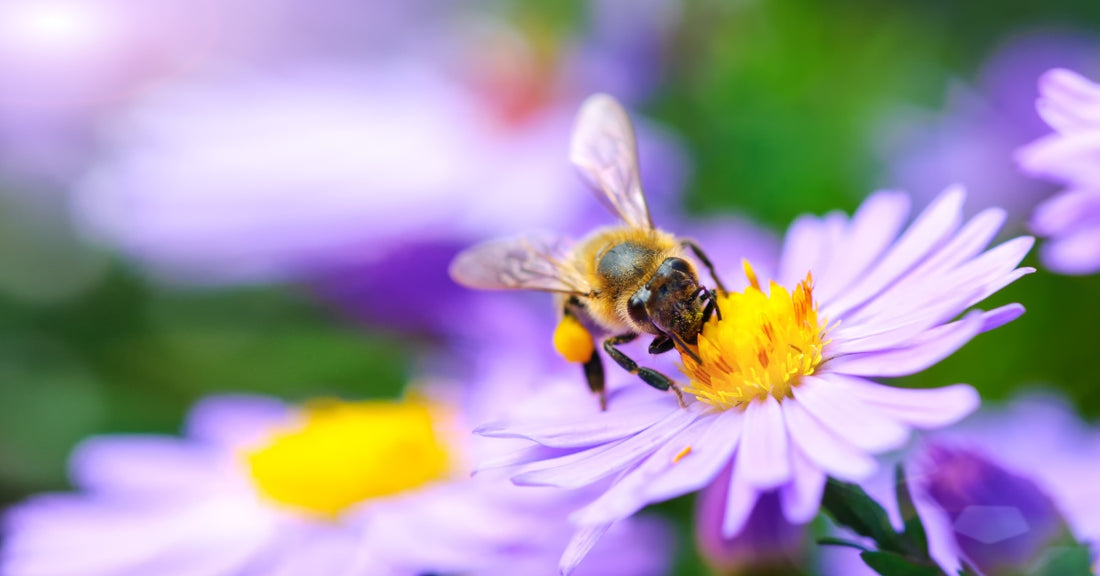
[2,1,1100,575]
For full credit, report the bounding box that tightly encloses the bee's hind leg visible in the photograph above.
[582,351,607,411]
[603,333,687,408]
[681,239,727,294]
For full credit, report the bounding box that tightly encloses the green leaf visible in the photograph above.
[823,477,906,554]
[1029,543,1094,576]
[817,536,872,552]
[860,551,943,576]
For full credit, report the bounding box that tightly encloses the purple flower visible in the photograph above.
[822,394,1100,575]
[477,187,1033,574]
[1017,68,1100,274]
[696,480,806,572]
[876,31,1100,224]
[2,390,674,576]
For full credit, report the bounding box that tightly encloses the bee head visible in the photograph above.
[628,257,707,343]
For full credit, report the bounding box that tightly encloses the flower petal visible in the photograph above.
[791,376,909,453]
[474,403,674,448]
[1030,189,1100,237]
[778,215,827,288]
[816,191,911,303]
[571,410,742,526]
[780,443,826,524]
[823,186,965,319]
[825,310,985,378]
[782,399,875,481]
[560,522,614,576]
[69,436,221,494]
[736,396,791,488]
[822,373,979,429]
[1041,226,1100,275]
[511,404,701,488]
[185,394,292,450]
[722,461,761,538]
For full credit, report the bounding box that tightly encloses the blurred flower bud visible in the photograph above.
[922,444,1067,575]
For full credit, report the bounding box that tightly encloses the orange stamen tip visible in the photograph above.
[742,259,761,291]
[672,446,692,463]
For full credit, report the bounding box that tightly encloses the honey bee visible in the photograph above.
[449,94,725,410]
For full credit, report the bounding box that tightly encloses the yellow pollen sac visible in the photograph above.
[554,314,595,363]
[681,260,829,410]
[246,399,451,519]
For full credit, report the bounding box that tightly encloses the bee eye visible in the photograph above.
[663,257,693,275]
[628,290,650,326]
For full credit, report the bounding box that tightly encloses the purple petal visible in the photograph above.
[782,399,876,481]
[722,460,762,537]
[736,397,791,488]
[780,444,826,524]
[910,485,964,574]
[823,186,965,319]
[905,207,1007,279]
[474,396,676,448]
[825,310,985,378]
[511,404,700,488]
[822,373,979,429]
[1018,130,1100,184]
[560,522,614,576]
[790,376,909,453]
[571,410,741,526]
[979,303,1025,332]
[1036,68,1100,133]
[69,436,222,494]
[777,215,827,288]
[1042,227,1100,275]
[185,394,292,449]
[1030,189,1100,237]
[815,191,911,304]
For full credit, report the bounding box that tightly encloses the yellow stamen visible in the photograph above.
[681,261,829,410]
[673,446,692,463]
[247,399,451,519]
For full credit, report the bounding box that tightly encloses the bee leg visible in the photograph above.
[701,289,721,323]
[603,333,687,408]
[648,334,675,355]
[681,239,727,294]
[583,351,607,411]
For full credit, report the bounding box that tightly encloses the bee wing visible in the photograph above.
[449,234,592,295]
[569,93,653,229]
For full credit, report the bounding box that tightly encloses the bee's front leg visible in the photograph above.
[603,333,687,408]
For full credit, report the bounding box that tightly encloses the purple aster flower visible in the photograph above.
[2,390,674,576]
[876,31,1100,224]
[477,187,1033,574]
[696,477,806,573]
[1017,68,1100,275]
[822,394,1100,575]
[70,7,688,335]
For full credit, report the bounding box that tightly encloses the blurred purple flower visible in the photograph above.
[2,390,674,576]
[822,394,1100,575]
[67,3,690,334]
[1017,68,1100,275]
[875,31,1100,224]
[477,188,1032,574]
[696,478,806,573]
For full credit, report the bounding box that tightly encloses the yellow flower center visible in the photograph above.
[681,261,829,410]
[246,399,452,519]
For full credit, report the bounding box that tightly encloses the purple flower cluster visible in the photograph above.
[1018,68,1100,274]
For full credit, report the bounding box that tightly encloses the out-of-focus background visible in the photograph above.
[0,0,1098,572]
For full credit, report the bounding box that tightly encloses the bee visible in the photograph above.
[449,94,725,410]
